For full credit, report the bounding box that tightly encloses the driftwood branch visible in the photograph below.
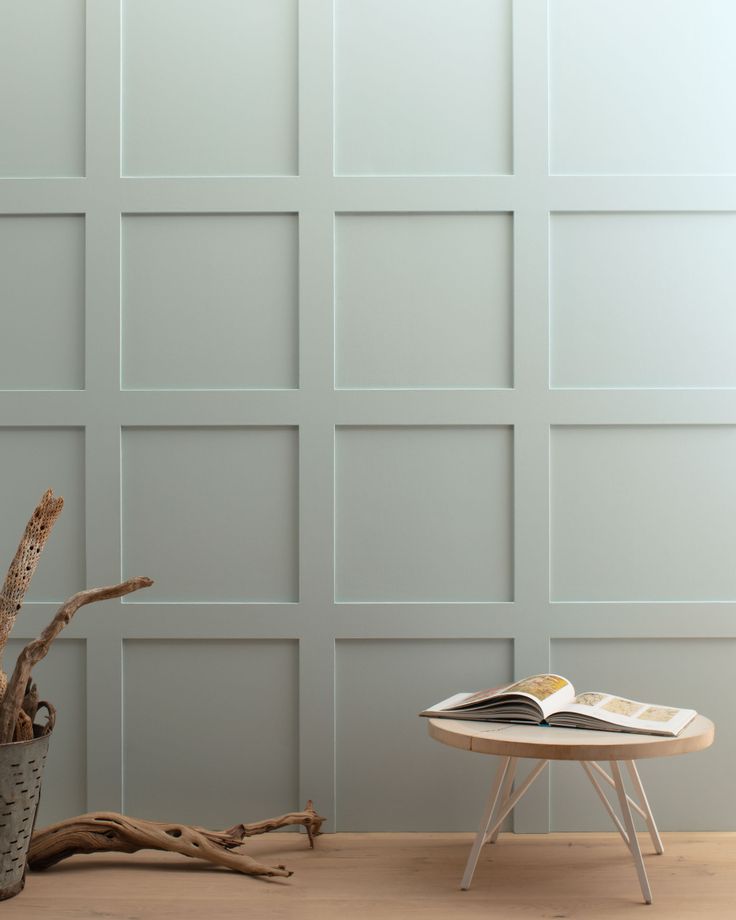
[223,799,325,848]
[0,577,153,743]
[0,489,64,701]
[29,802,325,878]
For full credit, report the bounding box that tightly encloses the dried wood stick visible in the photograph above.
[12,708,33,743]
[0,577,153,743]
[29,802,325,877]
[22,678,39,722]
[223,799,325,848]
[29,813,292,878]
[0,490,64,700]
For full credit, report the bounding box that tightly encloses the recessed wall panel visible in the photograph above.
[0,0,85,176]
[124,640,298,825]
[4,639,86,825]
[0,429,85,602]
[550,0,736,174]
[122,215,298,389]
[122,428,298,602]
[336,214,512,388]
[336,639,513,830]
[335,426,513,602]
[335,0,512,175]
[551,426,736,601]
[551,213,736,389]
[122,0,297,176]
[550,639,730,830]
[0,216,84,390]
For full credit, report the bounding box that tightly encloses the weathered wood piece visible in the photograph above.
[0,577,154,743]
[11,708,33,743]
[0,490,64,702]
[21,678,39,722]
[221,799,325,848]
[29,802,325,879]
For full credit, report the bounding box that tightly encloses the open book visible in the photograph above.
[420,674,697,737]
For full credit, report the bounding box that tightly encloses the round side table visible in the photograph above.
[428,715,714,904]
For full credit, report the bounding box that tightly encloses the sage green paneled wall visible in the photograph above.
[0,0,733,832]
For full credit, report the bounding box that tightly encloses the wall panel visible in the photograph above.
[122,427,298,602]
[551,213,736,389]
[0,216,85,390]
[123,640,298,825]
[335,213,512,389]
[0,0,85,176]
[334,0,512,175]
[1,0,733,834]
[336,639,513,830]
[335,426,513,602]
[122,214,298,390]
[551,426,736,602]
[122,0,298,176]
[550,0,736,174]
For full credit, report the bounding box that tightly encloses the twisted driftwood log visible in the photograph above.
[29,802,326,878]
[0,577,153,743]
[0,490,64,702]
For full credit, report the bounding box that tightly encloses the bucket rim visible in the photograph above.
[0,728,53,750]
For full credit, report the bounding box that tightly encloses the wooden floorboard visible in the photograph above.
[4,832,735,919]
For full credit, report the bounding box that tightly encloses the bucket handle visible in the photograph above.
[35,701,56,736]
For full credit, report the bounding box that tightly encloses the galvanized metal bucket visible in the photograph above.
[0,708,54,900]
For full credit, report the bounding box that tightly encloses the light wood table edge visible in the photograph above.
[428,714,715,761]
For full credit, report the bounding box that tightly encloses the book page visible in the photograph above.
[419,674,576,721]
[431,674,574,715]
[555,691,696,735]
[421,692,479,715]
[445,683,513,710]
[501,674,575,719]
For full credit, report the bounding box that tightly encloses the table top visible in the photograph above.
[428,714,714,761]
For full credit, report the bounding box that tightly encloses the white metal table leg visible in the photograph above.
[461,755,660,898]
[487,757,517,844]
[461,756,511,890]
[483,759,548,845]
[587,761,648,822]
[584,760,662,856]
[626,760,664,855]
[581,761,629,847]
[461,758,549,890]
[610,760,653,904]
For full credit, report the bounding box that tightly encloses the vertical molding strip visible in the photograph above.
[510,0,552,832]
[83,0,125,812]
[297,0,338,829]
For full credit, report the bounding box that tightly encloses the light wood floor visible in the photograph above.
[4,832,735,919]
